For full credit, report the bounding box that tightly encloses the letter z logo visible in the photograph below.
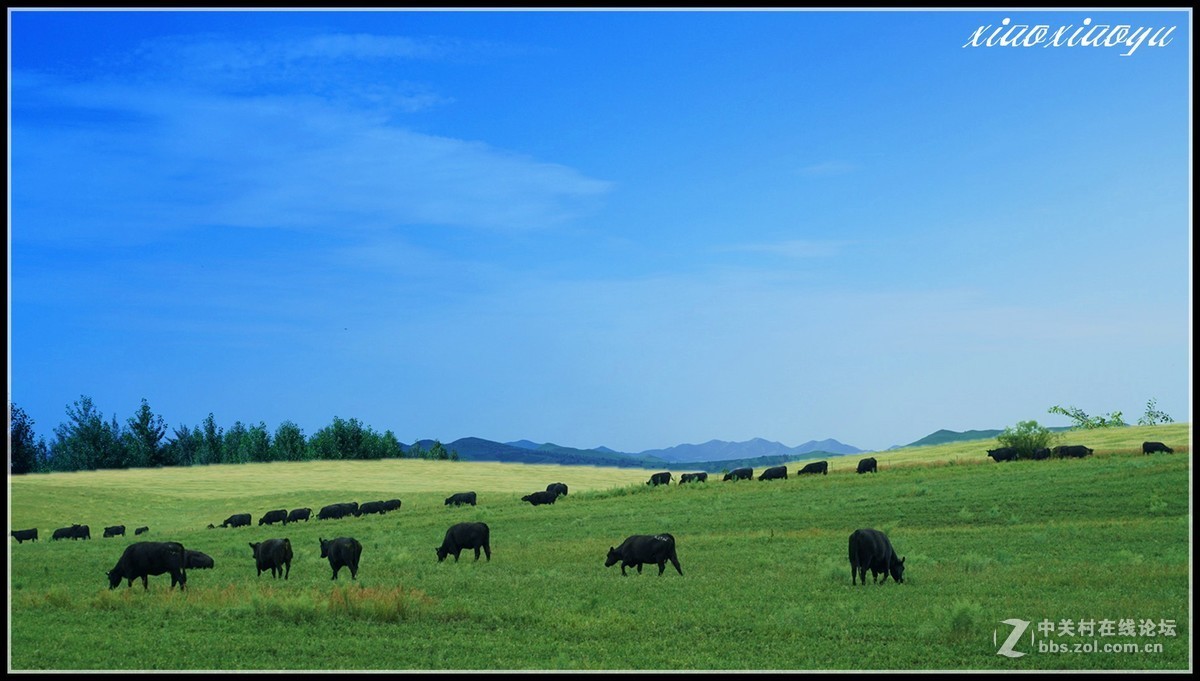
[995,618,1031,658]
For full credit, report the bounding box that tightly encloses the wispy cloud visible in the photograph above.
[12,42,612,244]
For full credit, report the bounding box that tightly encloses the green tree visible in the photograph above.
[246,421,272,462]
[996,420,1057,459]
[308,416,374,460]
[379,430,405,459]
[166,424,203,467]
[126,398,169,467]
[1048,404,1127,429]
[51,396,127,471]
[272,421,308,461]
[199,413,223,466]
[223,421,249,464]
[1138,398,1174,426]
[9,403,47,475]
[428,440,450,460]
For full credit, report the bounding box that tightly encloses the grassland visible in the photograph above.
[7,423,1192,671]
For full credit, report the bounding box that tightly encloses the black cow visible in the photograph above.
[318,502,359,520]
[758,466,787,481]
[103,525,126,538]
[382,499,402,511]
[723,467,753,481]
[679,472,708,484]
[185,549,215,570]
[799,461,828,475]
[286,508,312,524]
[848,528,905,585]
[436,522,491,562]
[11,528,38,543]
[987,447,1018,462]
[53,524,90,540]
[1054,445,1094,458]
[1029,448,1051,460]
[522,490,558,506]
[646,472,672,486]
[221,513,251,528]
[357,501,389,516]
[857,457,878,474]
[546,482,569,497]
[445,492,477,507]
[250,538,293,579]
[605,534,683,576]
[320,537,363,580]
[107,541,187,591]
[259,509,287,526]
[135,526,149,535]
[1143,441,1174,455]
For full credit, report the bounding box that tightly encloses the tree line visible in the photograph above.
[7,396,457,475]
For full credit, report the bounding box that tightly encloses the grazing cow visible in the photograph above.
[286,508,312,524]
[546,482,569,497]
[258,509,287,526]
[221,513,251,528]
[185,549,215,570]
[103,525,126,538]
[1053,445,1094,459]
[679,472,709,484]
[53,524,90,541]
[857,457,878,474]
[107,541,187,591]
[758,465,787,481]
[605,534,683,576]
[445,492,478,507]
[1143,441,1174,455]
[135,526,149,535]
[357,501,389,516]
[383,499,403,511]
[249,538,293,579]
[436,522,491,562]
[848,528,905,585]
[1029,448,1051,460]
[318,502,359,520]
[987,447,1018,462]
[799,461,828,475]
[522,490,558,506]
[646,472,672,486]
[319,537,363,580]
[11,528,38,543]
[723,467,753,481]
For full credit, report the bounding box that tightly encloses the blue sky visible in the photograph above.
[8,8,1192,453]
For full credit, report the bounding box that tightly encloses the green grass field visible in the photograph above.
[7,424,1192,670]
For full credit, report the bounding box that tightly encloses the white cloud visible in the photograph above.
[722,239,850,259]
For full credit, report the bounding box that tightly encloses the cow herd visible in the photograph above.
[11,439,1181,592]
[647,457,859,486]
[986,441,1178,463]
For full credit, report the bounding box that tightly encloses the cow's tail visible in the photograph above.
[669,546,683,576]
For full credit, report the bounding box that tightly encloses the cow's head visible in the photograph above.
[248,542,260,557]
[890,557,906,584]
[319,538,330,558]
[106,569,121,590]
[435,547,447,562]
[604,547,621,568]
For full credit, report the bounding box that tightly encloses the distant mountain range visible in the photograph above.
[403,435,864,473]
[898,427,1073,449]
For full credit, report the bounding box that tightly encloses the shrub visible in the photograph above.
[996,420,1056,459]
